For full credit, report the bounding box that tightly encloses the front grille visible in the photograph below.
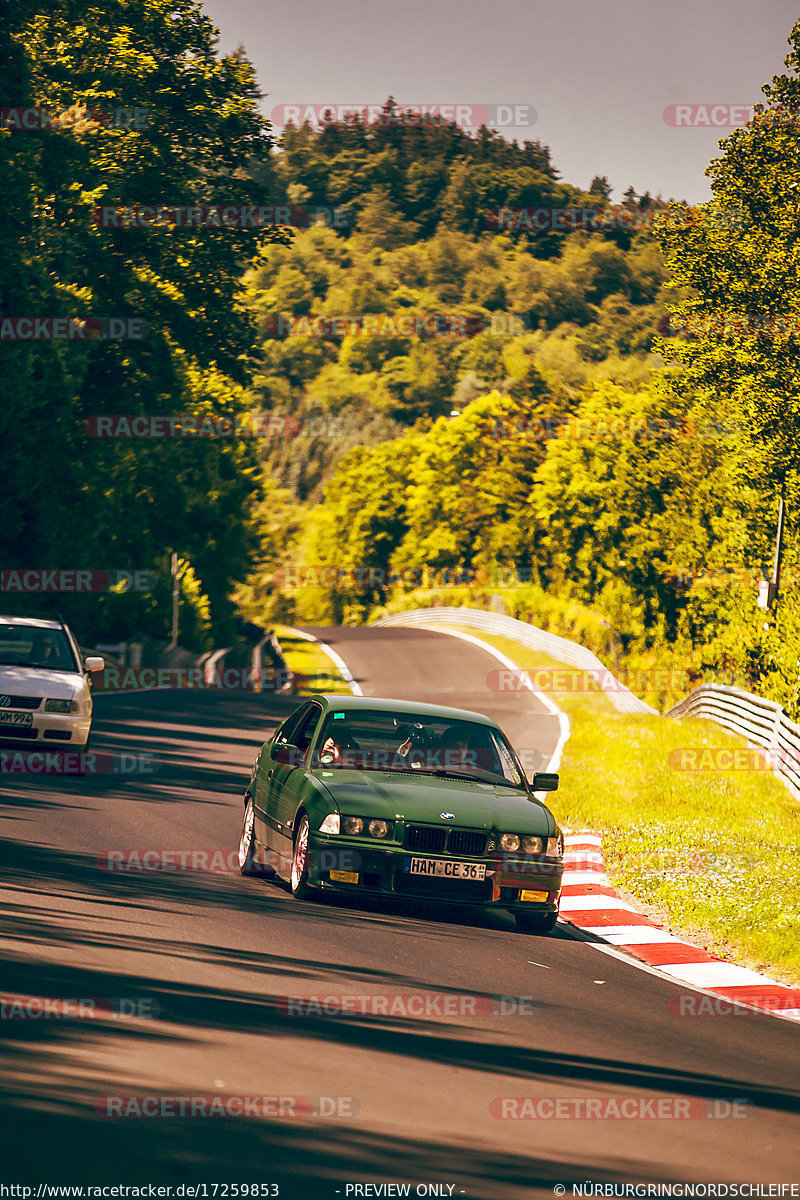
[0,694,41,710]
[0,727,38,740]
[449,829,488,856]
[406,825,447,853]
[405,825,489,857]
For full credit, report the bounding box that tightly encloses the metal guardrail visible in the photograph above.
[201,631,294,692]
[666,683,800,801]
[373,606,657,715]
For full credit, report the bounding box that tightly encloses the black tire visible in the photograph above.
[238,795,260,876]
[514,910,558,934]
[72,732,91,778]
[290,813,315,899]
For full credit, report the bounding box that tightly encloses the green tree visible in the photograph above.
[2,0,289,640]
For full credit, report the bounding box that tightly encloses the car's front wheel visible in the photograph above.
[290,814,315,900]
[238,795,259,876]
[514,910,558,935]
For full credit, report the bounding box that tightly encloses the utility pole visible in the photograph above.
[168,552,179,648]
[757,482,785,610]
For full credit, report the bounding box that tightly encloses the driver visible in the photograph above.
[30,632,59,666]
[318,729,360,767]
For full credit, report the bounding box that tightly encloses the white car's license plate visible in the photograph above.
[405,856,486,880]
[0,711,33,727]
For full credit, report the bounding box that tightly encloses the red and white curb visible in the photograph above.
[560,832,800,1022]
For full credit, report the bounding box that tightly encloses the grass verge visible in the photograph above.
[441,623,800,987]
[272,625,352,696]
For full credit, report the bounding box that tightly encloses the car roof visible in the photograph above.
[0,615,63,631]
[313,694,499,728]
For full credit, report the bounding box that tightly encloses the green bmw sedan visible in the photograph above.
[238,695,563,933]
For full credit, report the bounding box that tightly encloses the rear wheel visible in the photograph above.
[514,910,558,934]
[290,814,315,899]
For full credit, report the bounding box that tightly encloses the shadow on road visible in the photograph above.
[2,688,799,1194]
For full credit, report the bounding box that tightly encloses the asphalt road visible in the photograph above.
[0,626,798,1199]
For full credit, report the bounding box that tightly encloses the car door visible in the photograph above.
[265,701,323,858]
[253,702,313,855]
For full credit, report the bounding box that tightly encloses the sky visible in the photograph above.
[198,0,798,205]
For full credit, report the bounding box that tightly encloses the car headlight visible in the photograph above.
[521,835,544,854]
[44,699,77,713]
[319,813,340,835]
[500,833,520,852]
[546,835,563,857]
[340,815,394,838]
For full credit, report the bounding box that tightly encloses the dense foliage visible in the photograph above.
[9,0,800,710]
[2,0,288,645]
[242,25,800,712]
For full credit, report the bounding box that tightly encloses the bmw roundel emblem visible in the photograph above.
[440,812,455,820]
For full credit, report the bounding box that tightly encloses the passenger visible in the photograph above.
[439,725,477,770]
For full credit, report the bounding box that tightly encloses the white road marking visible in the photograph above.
[406,625,571,775]
[580,926,685,944]
[656,961,786,987]
[558,895,639,912]
[285,627,363,695]
[561,870,611,885]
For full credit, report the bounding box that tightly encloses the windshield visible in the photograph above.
[311,710,526,787]
[0,624,79,672]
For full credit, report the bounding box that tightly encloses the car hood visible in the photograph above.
[314,769,555,833]
[0,666,80,700]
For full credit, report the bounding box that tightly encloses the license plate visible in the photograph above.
[405,856,486,880]
[0,712,33,728]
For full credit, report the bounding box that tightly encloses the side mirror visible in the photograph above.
[532,772,558,792]
[84,656,105,672]
[274,743,302,766]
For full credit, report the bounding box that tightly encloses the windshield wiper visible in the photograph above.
[414,767,522,788]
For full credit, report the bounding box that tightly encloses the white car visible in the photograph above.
[0,616,104,748]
